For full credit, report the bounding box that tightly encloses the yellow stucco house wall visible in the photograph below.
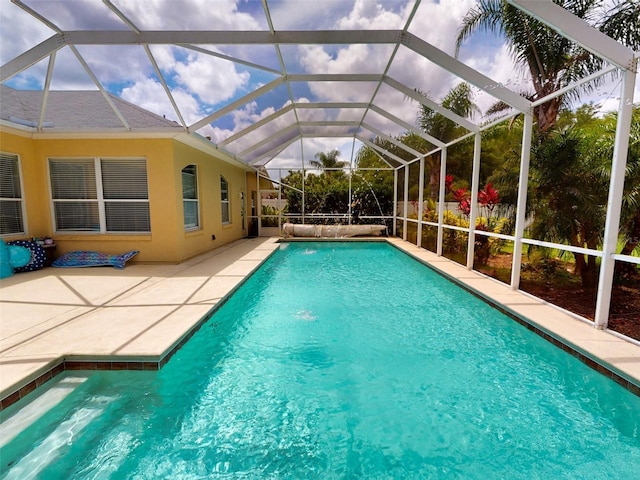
[1,127,255,263]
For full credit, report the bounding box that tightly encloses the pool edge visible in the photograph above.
[0,245,281,411]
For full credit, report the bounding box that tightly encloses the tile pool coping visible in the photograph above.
[1,236,639,410]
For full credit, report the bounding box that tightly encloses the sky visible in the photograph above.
[1,0,638,172]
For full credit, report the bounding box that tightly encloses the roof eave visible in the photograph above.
[0,122,255,172]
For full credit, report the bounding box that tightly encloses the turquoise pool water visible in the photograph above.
[2,242,640,478]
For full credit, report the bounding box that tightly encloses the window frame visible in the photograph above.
[182,164,200,231]
[0,152,27,237]
[49,157,150,234]
[220,175,230,225]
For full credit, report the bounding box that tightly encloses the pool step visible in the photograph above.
[0,374,90,448]
[3,397,108,479]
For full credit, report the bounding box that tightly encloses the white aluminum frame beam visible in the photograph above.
[384,76,478,133]
[144,45,187,129]
[238,123,300,158]
[510,113,534,290]
[357,135,408,166]
[69,44,130,130]
[288,74,383,83]
[294,102,370,109]
[401,32,532,113]
[530,65,619,108]
[57,29,403,46]
[11,0,61,32]
[178,44,282,76]
[361,123,423,160]
[102,0,140,34]
[594,69,636,328]
[37,52,55,130]
[248,136,300,166]
[0,35,66,82]
[190,77,285,132]
[369,104,445,148]
[218,104,295,148]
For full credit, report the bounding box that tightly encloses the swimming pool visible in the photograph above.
[1,241,639,478]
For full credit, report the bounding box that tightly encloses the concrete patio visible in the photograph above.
[1,237,639,410]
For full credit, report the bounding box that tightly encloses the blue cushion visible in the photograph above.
[52,250,139,269]
[7,240,47,272]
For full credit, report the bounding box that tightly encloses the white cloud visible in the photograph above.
[408,0,477,53]
[291,0,488,138]
[266,0,355,30]
[336,0,409,29]
[208,100,295,151]
[75,45,154,85]
[172,51,250,105]
[114,0,261,30]
[121,78,201,125]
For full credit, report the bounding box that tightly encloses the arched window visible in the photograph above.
[182,165,199,230]
[220,176,230,224]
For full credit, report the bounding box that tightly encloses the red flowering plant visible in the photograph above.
[410,199,419,216]
[478,183,499,214]
[453,187,471,217]
[477,183,500,229]
[445,174,454,192]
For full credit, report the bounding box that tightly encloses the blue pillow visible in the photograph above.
[7,240,46,272]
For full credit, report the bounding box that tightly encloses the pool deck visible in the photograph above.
[1,236,639,408]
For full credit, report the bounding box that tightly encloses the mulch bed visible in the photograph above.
[477,254,640,342]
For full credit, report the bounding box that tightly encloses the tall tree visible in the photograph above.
[418,82,479,199]
[455,0,640,133]
[529,127,608,287]
[584,106,640,273]
[418,82,480,142]
[308,149,348,170]
[353,148,395,218]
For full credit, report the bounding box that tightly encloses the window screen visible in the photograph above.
[182,165,199,230]
[221,175,230,224]
[50,158,150,233]
[0,153,25,235]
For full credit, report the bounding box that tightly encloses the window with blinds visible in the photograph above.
[0,153,25,235]
[220,175,230,224]
[182,165,199,230]
[49,158,150,233]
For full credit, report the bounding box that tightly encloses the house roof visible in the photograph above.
[0,84,181,131]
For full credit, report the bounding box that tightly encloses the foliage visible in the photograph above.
[456,0,640,133]
[418,83,480,142]
[309,149,348,171]
[280,149,394,221]
[529,127,607,287]
[261,204,279,227]
[581,105,640,281]
[418,83,478,200]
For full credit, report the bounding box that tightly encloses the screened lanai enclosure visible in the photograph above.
[1,1,638,337]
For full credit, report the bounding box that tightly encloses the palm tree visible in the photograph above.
[585,106,640,277]
[306,149,350,215]
[309,149,347,170]
[599,0,640,49]
[455,0,640,133]
[529,126,608,287]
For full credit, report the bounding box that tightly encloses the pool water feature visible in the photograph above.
[1,242,639,478]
